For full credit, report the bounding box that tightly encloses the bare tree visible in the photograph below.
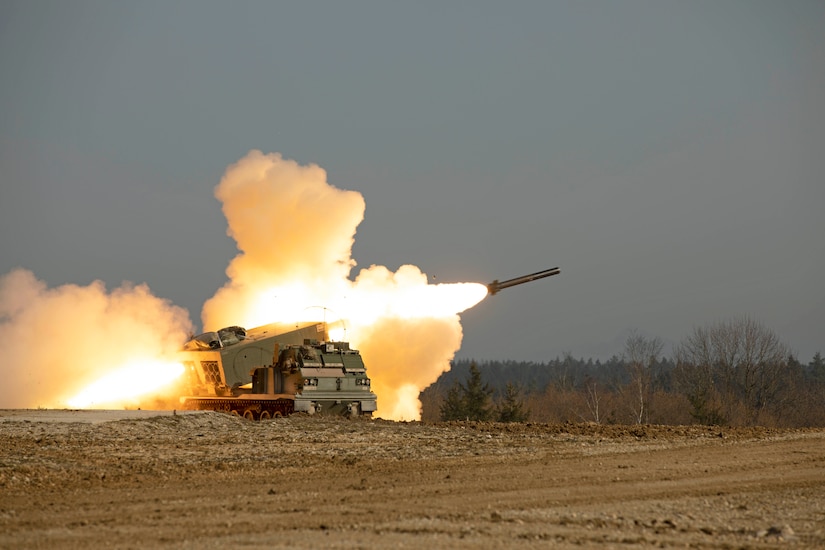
[582,375,602,424]
[622,330,664,424]
[672,325,722,424]
[674,317,791,425]
[555,352,577,392]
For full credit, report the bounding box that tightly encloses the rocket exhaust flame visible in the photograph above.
[67,360,185,409]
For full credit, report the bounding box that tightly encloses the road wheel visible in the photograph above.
[242,409,256,421]
[259,410,271,420]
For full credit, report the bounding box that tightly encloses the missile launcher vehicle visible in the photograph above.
[179,322,377,419]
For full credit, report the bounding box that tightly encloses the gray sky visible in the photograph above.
[2,1,823,363]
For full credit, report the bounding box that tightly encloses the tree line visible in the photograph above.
[419,317,825,427]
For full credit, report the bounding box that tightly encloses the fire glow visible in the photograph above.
[240,274,489,329]
[67,360,185,409]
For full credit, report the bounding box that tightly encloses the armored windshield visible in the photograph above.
[218,326,247,346]
[183,331,222,351]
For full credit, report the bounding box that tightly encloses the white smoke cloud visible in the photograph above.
[354,315,466,420]
[0,150,485,418]
[202,151,365,328]
[202,150,486,419]
[0,268,192,408]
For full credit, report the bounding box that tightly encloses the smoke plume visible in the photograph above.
[0,268,192,408]
[0,150,485,418]
[203,151,486,419]
[201,151,365,327]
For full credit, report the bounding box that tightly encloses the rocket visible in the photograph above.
[486,267,560,295]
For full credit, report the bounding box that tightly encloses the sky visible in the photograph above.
[1,1,823,365]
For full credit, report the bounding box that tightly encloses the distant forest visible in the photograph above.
[420,318,825,428]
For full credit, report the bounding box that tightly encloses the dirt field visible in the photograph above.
[1,411,823,548]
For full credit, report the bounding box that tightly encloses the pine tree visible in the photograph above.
[439,381,467,421]
[439,362,493,421]
[461,362,493,421]
[810,352,825,384]
[495,382,530,422]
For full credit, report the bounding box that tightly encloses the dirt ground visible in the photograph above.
[1,411,823,549]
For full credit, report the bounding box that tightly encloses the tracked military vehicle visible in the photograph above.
[179,322,377,419]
